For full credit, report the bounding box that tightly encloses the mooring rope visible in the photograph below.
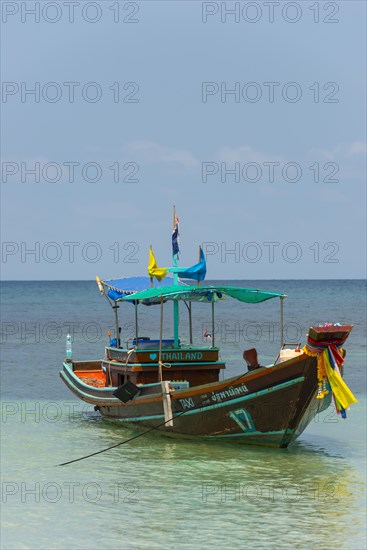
[57,370,249,466]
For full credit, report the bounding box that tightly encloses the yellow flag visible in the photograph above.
[323,350,358,409]
[95,276,105,296]
[148,249,168,282]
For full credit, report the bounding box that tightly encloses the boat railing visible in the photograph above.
[128,337,178,350]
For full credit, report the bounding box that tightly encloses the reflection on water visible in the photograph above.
[2,399,366,550]
[1,279,366,549]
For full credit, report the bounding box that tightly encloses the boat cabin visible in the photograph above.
[103,339,224,388]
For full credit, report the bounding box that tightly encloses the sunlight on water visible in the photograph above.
[1,281,366,549]
[1,397,366,550]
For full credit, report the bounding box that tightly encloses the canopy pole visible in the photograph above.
[197,245,200,286]
[113,302,119,348]
[134,301,138,345]
[211,297,215,349]
[158,296,164,382]
[173,299,179,347]
[149,244,153,288]
[280,296,285,348]
[188,302,193,345]
[160,294,172,426]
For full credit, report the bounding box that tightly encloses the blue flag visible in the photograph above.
[178,247,206,282]
[172,218,179,257]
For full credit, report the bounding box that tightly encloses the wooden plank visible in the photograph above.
[308,325,353,342]
[161,381,173,427]
[103,362,226,372]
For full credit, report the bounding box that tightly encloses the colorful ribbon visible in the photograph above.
[303,337,358,418]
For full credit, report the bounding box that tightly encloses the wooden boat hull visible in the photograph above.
[60,353,330,448]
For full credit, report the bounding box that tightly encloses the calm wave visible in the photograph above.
[1,280,366,549]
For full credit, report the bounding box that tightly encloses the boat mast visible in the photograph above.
[173,205,179,347]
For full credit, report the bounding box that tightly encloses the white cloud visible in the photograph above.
[309,142,367,160]
[348,141,367,156]
[216,145,284,164]
[126,140,199,168]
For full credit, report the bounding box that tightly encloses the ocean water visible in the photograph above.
[1,280,366,550]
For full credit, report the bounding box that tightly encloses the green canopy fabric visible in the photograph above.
[119,284,285,304]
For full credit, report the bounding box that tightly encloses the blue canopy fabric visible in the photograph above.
[100,276,185,301]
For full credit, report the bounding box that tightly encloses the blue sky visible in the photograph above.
[1,0,366,280]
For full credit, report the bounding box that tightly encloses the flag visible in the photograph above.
[172,216,180,257]
[178,246,206,282]
[148,248,168,282]
[95,276,105,296]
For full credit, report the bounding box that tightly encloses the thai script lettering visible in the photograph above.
[211,384,249,402]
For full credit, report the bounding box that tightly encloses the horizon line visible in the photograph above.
[1,278,366,283]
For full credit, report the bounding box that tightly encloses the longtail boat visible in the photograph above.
[60,212,357,448]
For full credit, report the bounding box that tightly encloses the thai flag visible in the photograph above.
[172,217,180,257]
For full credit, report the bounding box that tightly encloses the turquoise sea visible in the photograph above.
[1,280,366,550]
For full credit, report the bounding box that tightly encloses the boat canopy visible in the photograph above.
[99,276,186,301]
[119,284,285,304]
